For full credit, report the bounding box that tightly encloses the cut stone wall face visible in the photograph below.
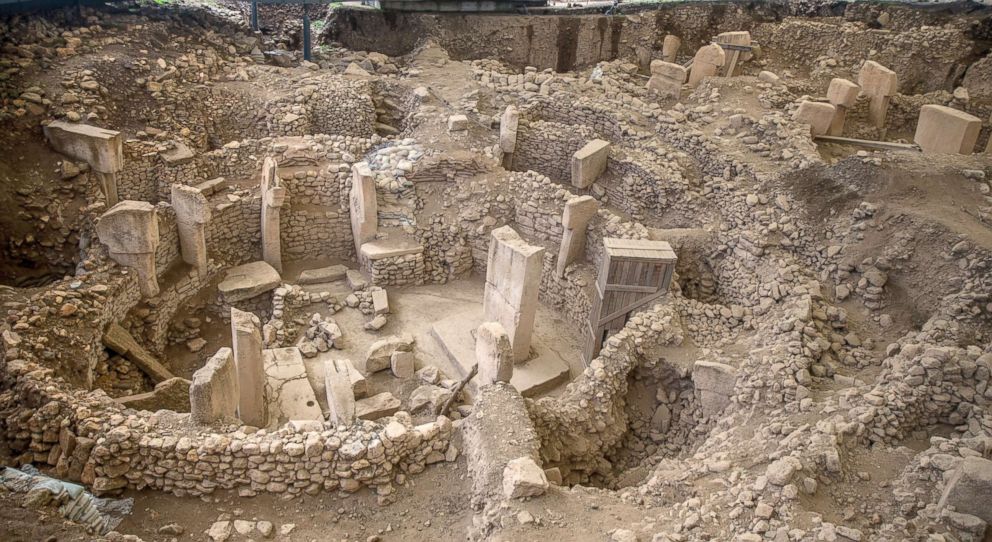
[261,157,287,274]
[95,200,160,297]
[231,308,266,428]
[190,347,240,425]
[171,184,211,273]
[570,139,610,189]
[556,195,599,278]
[476,321,513,385]
[482,226,545,363]
[913,104,982,155]
[350,161,378,258]
[688,44,726,88]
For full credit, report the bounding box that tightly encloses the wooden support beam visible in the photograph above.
[813,135,921,152]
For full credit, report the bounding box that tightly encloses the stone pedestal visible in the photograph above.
[482,226,544,363]
[95,201,160,297]
[171,184,211,274]
[556,195,599,277]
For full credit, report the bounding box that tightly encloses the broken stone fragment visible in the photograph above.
[364,334,414,373]
[502,457,548,499]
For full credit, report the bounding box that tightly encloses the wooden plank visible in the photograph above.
[103,323,175,383]
[597,291,666,326]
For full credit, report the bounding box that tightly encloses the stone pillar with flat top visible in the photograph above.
[95,200,160,297]
[858,60,898,129]
[556,195,599,278]
[482,226,544,363]
[261,157,287,274]
[171,183,211,275]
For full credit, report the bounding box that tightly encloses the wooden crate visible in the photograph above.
[583,238,677,362]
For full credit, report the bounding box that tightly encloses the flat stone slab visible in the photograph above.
[263,347,322,426]
[160,141,195,166]
[360,238,424,261]
[298,264,348,285]
[355,392,401,421]
[431,307,570,398]
[219,261,281,303]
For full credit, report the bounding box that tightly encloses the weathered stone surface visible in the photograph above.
[116,377,191,412]
[662,35,681,63]
[261,156,287,274]
[556,195,599,277]
[688,44,725,87]
[355,392,401,420]
[502,457,548,499]
[482,227,544,363]
[96,201,160,296]
[390,351,415,378]
[938,456,992,523]
[692,360,737,417]
[218,261,281,303]
[171,183,211,272]
[298,264,348,284]
[190,348,239,425]
[43,120,123,173]
[350,162,377,257]
[263,347,322,425]
[500,105,519,154]
[570,139,610,189]
[325,359,356,426]
[477,321,513,385]
[232,308,266,428]
[858,60,898,128]
[364,334,415,374]
[914,104,981,155]
[793,101,836,136]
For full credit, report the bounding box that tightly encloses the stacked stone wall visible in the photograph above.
[513,121,594,184]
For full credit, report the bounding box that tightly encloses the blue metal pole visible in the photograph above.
[302,4,311,62]
[250,0,258,31]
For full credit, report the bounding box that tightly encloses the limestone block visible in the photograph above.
[556,195,600,277]
[350,162,378,257]
[476,322,513,385]
[298,264,348,284]
[913,104,981,155]
[662,35,681,63]
[858,61,898,128]
[502,457,548,499]
[500,106,519,154]
[324,359,356,426]
[688,44,725,88]
[231,308,266,428]
[364,334,415,374]
[448,114,469,132]
[95,201,160,297]
[171,184,211,271]
[355,392,401,420]
[190,348,239,425]
[96,201,159,255]
[482,227,545,363]
[571,139,611,189]
[261,156,286,274]
[116,377,191,412]
[647,61,686,100]
[43,121,123,173]
[938,456,992,523]
[390,351,415,378]
[794,101,836,136]
[692,360,737,417]
[372,288,389,315]
[826,78,860,108]
[218,261,280,303]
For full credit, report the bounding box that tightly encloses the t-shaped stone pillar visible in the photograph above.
[261,157,287,274]
[476,321,513,385]
[482,226,544,363]
[231,308,266,428]
[826,78,860,136]
[43,121,123,206]
[95,200,160,297]
[794,101,836,137]
[571,139,611,189]
[662,35,681,63]
[190,347,239,425]
[350,161,378,259]
[171,183,211,275]
[857,60,898,130]
[913,105,981,155]
[556,195,599,278]
[714,31,752,77]
[688,44,726,88]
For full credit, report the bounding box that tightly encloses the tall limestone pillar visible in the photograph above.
[95,200,160,297]
[171,184,211,275]
[556,195,599,278]
[482,226,544,363]
[261,157,287,274]
[231,308,266,428]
